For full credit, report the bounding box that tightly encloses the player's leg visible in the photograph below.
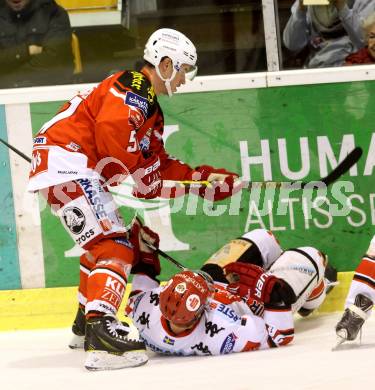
[267,247,327,313]
[43,180,147,369]
[335,236,375,345]
[201,229,282,282]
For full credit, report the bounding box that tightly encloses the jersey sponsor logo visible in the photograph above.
[125,91,148,117]
[186,294,201,312]
[33,136,47,145]
[220,333,238,354]
[217,303,240,322]
[191,342,212,355]
[163,335,175,346]
[255,273,270,299]
[144,158,160,175]
[147,86,155,104]
[57,170,78,175]
[137,311,150,328]
[75,228,95,245]
[149,291,159,306]
[62,207,85,234]
[76,178,109,222]
[130,71,145,91]
[205,321,225,337]
[113,236,133,249]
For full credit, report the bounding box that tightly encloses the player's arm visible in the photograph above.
[149,113,240,201]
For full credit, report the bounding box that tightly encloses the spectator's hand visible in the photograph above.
[331,0,346,11]
[29,45,43,56]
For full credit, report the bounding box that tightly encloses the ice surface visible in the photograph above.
[1,313,374,390]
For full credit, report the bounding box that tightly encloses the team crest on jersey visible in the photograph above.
[163,335,175,346]
[125,91,148,117]
[62,207,86,234]
[139,128,152,151]
[220,333,238,354]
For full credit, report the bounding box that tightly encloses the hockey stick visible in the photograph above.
[0,137,31,163]
[0,138,362,191]
[144,241,187,271]
[167,147,363,191]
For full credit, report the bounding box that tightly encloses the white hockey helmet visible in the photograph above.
[144,28,197,96]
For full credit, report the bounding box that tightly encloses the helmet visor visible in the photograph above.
[185,65,198,81]
[177,64,198,81]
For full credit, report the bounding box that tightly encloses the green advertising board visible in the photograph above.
[28,81,374,287]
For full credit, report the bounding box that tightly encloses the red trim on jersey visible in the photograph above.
[306,280,325,301]
[356,258,375,280]
[241,341,261,352]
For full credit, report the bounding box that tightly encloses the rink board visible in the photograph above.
[0,75,375,292]
[0,271,356,331]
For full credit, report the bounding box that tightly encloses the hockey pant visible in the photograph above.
[268,247,327,313]
[42,178,134,317]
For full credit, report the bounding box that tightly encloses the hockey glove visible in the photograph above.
[130,218,161,279]
[224,262,280,305]
[225,262,296,306]
[132,153,162,199]
[190,165,240,202]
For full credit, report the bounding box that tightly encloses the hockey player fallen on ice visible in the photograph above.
[27,28,240,371]
[335,235,375,348]
[126,233,330,356]
[201,228,337,316]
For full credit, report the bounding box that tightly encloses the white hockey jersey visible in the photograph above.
[126,275,294,356]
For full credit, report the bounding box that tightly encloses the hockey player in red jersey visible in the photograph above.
[335,235,375,347]
[27,28,239,371]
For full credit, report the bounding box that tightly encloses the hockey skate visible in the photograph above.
[84,314,148,371]
[69,306,85,349]
[334,293,373,349]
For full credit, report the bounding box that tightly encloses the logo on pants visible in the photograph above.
[63,207,86,234]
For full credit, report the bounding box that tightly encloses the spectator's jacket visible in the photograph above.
[283,0,375,68]
[28,69,196,191]
[345,47,375,64]
[0,0,73,88]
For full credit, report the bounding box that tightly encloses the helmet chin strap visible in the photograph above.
[156,63,177,97]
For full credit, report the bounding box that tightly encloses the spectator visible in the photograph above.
[0,0,73,88]
[345,13,375,64]
[283,0,374,68]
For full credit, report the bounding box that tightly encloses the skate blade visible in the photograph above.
[332,336,346,351]
[84,350,148,371]
[69,334,84,350]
